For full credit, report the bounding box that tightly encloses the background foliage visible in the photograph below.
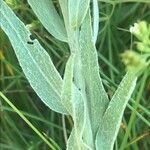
[0,0,150,149]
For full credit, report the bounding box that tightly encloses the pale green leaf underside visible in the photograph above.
[0,0,69,114]
[28,0,67,42]
[92,0,99,43]
[58,0,69,28]
[96,71,137,150]
[71,90,88,150]
[68,0,90,28]
[67,127,90,150]
[1,1,140,150]
[79,11,109,138]
[61,54,75,114]
[66,129,77,150]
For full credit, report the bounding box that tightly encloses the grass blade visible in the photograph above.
[0,92,58,150]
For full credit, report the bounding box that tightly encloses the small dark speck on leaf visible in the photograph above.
[29,34,36,40]
[27,41,34,45]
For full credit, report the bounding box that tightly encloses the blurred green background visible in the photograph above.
[0,0,150,149]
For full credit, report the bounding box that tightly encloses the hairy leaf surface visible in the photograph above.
[28,0,67,42]
[68,0,90,28]
[79,11,109,139]
[0,0,68,114]
[61,54,75,114]
[96,71,137,150]
[92,0,99,43]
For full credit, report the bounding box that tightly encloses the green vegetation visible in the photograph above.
[0,0,150,149]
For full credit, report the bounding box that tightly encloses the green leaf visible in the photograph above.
[66,129,77,150]
[61,54,75,114]
[96,71,137,150]
[66,36,92,149]
[66,128,84,150]
[27,0,67,42]
[79,11,109,139]
[71,90,90,150]
[58,0,69,27]
[68,0,90,29]
[92,0,99,43]
[0,0,69,114]
[67,126,92,150]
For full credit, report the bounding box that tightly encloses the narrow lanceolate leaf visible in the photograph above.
[67,39,93,149]
[27,0,67,42]
[67,128,85,150]
[79,11,109,139]
[58,0,69,28]
[92,0,99,43]
[68,0,90,29]
[96,71,137,150]
[66,129,77,150]
[61,54,75,114]
[71,89,89,150]
[0,0,68,114]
